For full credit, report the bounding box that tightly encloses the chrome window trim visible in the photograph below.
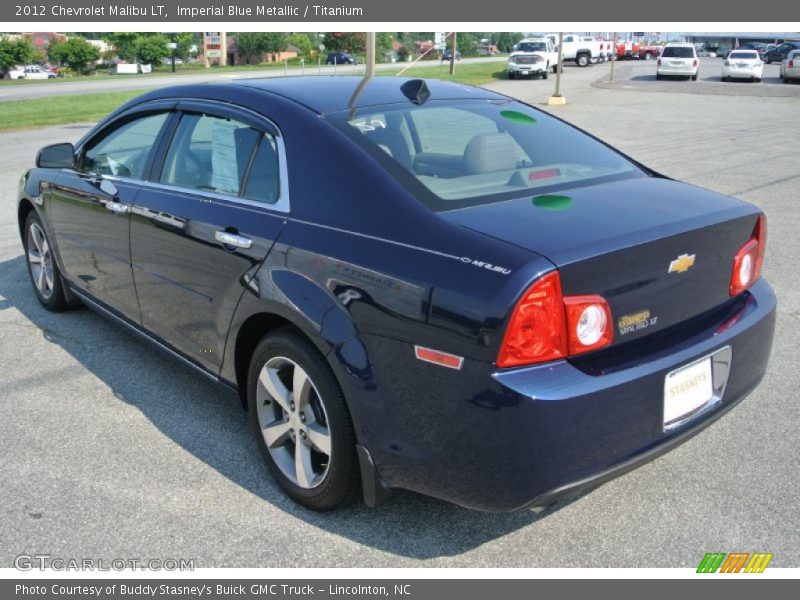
[80,98,291,214]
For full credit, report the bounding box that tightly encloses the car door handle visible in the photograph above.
[106,201,129,214]
[215,230,252,249]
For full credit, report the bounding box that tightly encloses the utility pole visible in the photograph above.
[449,32,457,75]
[365,31,376,78]
[548,32,566,105]
[609,32,617,82]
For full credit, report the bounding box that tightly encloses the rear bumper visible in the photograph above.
[658,67,698,76]
[722,66,763,78]
[356,279,776,511]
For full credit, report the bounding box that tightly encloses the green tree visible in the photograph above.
[0,38,37,73]
[49,37,100,74]
[174,32,196,61]
[322,32,364,54]
[133,34,170,65]
[287,33,312,58]
[493,32,524,53]
[262,32,287,61]
[101,32,138,61]
[236,32,267,64]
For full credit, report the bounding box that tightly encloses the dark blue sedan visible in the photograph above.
[17,76,775,511]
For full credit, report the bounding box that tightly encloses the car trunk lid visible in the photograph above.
[440,177,760,346]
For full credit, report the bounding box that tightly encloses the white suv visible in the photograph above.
[508,38,559,79]
[657,43,699,80]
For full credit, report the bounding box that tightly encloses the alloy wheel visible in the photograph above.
[256,356,332,489]
[27,222,54,300]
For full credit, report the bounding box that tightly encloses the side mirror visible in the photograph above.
[36,143,75,169]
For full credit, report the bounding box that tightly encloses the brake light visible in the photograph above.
[724,60,731,66]
[729,214,767,297]
[497,272,613,368]
[693,59,699,67]
[497,272,567,367]
[790,60,795,68]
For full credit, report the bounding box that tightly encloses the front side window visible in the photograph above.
[330,99,644,211]
[84,112,168,179]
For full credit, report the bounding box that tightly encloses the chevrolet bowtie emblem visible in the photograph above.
[668,253,696,274]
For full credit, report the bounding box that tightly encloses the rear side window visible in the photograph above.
[161,113,261,195]
[242,136,280,203]
[84,112,168,179]
[661,47,695,58]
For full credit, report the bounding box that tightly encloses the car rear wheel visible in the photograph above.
[23,212,71,311]
[576,54,590,67]
[247,329,360,511]
[691,74,698,81]
[552,64,559,74]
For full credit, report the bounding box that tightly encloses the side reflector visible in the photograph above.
[414,346,464,370]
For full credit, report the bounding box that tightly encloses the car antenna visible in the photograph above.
[400,79,431,105]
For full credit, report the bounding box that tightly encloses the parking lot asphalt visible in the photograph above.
[1,61,798,568]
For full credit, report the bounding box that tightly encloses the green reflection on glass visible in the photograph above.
[532,194,573,211]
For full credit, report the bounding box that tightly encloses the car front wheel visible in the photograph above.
[23,212,71,311]
[247,329,360,511]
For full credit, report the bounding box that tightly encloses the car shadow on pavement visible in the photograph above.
[0,254,578,560]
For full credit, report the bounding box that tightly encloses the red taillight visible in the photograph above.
[497,271,567,368]
[564,295,614,355]
[790,60,795,68]
[657,58,661,66]
[729,214,767,297]
[497,272,613,368]
[693,59,699,67]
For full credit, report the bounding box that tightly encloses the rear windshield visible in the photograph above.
[661,47,695,58]
[327,99,644,212]
[729,51,758,59]
[517,42,547,52]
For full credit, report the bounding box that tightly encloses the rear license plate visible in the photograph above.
[663,357,713,427]
[671,61,684,66]
[737,63,748,67]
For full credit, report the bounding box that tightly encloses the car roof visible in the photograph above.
[227,75,504,114]
[664,43,695,47]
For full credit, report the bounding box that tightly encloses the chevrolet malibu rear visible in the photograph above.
[19,77,775,513]
[329,82,775,511]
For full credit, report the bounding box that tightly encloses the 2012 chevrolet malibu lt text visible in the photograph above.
[17,77,776,511]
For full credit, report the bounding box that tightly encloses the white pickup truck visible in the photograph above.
[508,37,560,79]
[545,34,602,67]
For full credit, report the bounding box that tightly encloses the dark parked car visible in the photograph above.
[326,52,358,65]
[18,77,776,512]
[739,42,768,59]
[765,41,800,63]
[442,48,462,61]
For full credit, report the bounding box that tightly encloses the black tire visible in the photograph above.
[23,211,71,312]
[247,328,360,511]
[552,64,559,74]
[656,73,663,80]
[542,66,549,79]
[508,71,514,79]
[691,74,698,81]
[576,53,590,67]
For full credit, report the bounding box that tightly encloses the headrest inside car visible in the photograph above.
[463,132,518,174]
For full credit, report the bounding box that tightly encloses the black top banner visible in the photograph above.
[3,0,793,22]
